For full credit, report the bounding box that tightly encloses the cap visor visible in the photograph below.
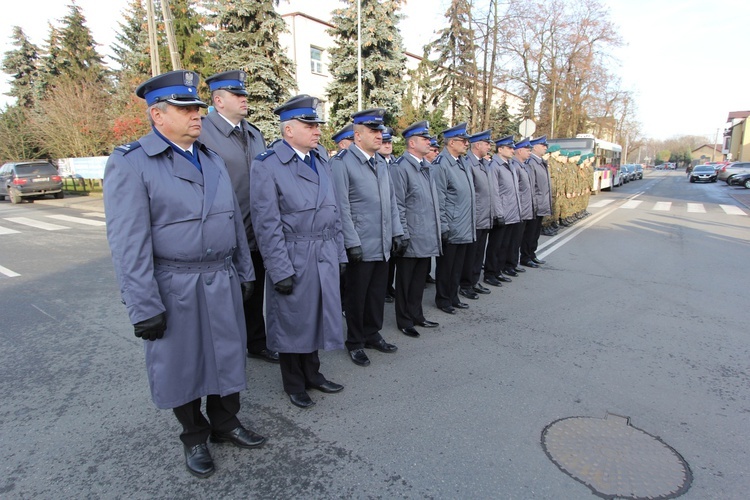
[166,97,208,108]
[296,117,326,124]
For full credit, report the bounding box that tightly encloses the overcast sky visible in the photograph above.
[1,0,747,142]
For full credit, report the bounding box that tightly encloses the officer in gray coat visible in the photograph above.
[487,135,522,281]
[510,138,535,273]
[331,108,406,367]
[460,130,495,299]
[332,123,354,151]
[250,95,347,409]
[521,135,552,267]
[104,70,264,479]
[432,123,476,314]
[391,121,441,338]
[200,70,278,364]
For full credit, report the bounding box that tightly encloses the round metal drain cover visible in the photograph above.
[541,413,691,499]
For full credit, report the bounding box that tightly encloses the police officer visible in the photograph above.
[331,108,406,367]
[509,138,534,274]
[521,136,551,267]
[200,70,279,364]
[250,95,346,409]
[486,135,520,285]
[391,121,441,338]
[423,136,441,285]
[460,130,494,299]
[379,126,398,302]
[104,70,265,479]
[433,123,476,314]
[332,123,354,151]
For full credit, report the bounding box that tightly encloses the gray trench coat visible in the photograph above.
[199,111,267,250]
[527,154,553,217]
[391,154,441,259]
[250,141,346,353]
[489,155,522,224]
[465,152,494,229]
[433,149,476,244]
[330,145,403,262]
[104,132,254,409]
[514,158,535,221]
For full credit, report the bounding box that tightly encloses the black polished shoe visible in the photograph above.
[453,302,470,309]
[247,349,280,363]
[503,268,518,277]
[532,257,546,265]
[210,426,266,449]
[184,443,215,478]
[365,338,398,353]
[425,274,436,284]
[307,381,344,393]
[399,326,420,338]
[289,391,315,408]
[417,320,439,328]
[496,274,512,283]
[514,267,526,273]
[349,348,371,366]
[438,305,456,314]
[459,288,479,300]
[473,283,491,294]
[483,275,502,287]
[521,260,539,268]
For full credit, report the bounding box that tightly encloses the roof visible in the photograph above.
[726,111,750,120]
[691,144,722,153]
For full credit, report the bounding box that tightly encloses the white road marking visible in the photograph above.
[720,205,746,215]
[0,264,20,277]
[82,212,107,218]
[4,217,68,231]
[653,202,672,211]
[687,203,706,213]
[47,214,106,226]
[620,200,643,209]
[0,225,21,235]
[588,199,615,208]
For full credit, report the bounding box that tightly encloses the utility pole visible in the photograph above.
[711,128,719,162]
[146,0,160,76]
[161,0,182,71]
[356,0,362,111]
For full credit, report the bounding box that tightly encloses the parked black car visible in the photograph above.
[689,165,718,183]
[0,161,64,204]
[727,172,750,189]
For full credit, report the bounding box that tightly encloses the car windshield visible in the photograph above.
[694,166,713,172]
[16,164,57,176]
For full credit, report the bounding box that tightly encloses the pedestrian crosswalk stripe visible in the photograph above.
[0,225,21,235]
[621,200,643,209]
[0,264,20,277]
[720,205,747,215]
[3,217,68,231]
[653,202,671,211]
[47,214,106,226]
[589,199,615,208]
[82,212,106,218]
[687,203,706,213]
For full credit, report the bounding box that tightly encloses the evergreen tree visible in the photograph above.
[111,0,151,79]
[207,0,296,140]
[326,0,407,130]
[35,24,64,99]
[168,0,210,74]
[57,2,107,81]
[425,0,477,127]
[2,27,40,108]
[488,95,517,137]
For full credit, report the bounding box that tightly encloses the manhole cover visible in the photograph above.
[541,413,692,499]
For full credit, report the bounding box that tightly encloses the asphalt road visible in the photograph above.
[1,170,748,498]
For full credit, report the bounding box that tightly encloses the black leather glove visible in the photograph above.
[346,246,363,263]
[339,263,347,275]
[441,232,449,244]
[274,276,293,295]
[241,281,254,302]
[493,216,506,228]
[392,236,409,257]
[133,312,167,341]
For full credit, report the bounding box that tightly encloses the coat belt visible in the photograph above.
[283,228,334,241]
[153,255,233,273]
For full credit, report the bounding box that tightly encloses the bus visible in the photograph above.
[547,134,623,191]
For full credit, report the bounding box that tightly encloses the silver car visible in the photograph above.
[718,162,750,182]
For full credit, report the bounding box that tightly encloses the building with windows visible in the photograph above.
[723,111,750,162]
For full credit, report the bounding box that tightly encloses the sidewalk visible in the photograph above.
[728,190,750,209]
[34,192,105,212]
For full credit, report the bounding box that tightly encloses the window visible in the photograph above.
[310,47,324,74]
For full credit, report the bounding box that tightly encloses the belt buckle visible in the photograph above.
[224,255,232,269]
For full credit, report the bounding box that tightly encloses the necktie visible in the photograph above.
[303,154,311,166]
[420,160,430,180]
[368,157,376,169]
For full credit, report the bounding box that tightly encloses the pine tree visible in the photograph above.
[57,2,107,81]
[425,0,478,128]
[168,0,210,74]
[326,0,407,130]
[35,23,64,99]
[206,0,296,140]
[488,95,517,137]
[2,27,40,108]
[111,0,151,79]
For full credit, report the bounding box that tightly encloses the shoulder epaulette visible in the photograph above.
[395,156,406,165]
[334,149,348,159]
[255,150,276,161]
[114,141,141,155]
[432,154,443,165]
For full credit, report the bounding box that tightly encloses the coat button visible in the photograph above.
[206,248,213,255]
[206,279,213,285]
